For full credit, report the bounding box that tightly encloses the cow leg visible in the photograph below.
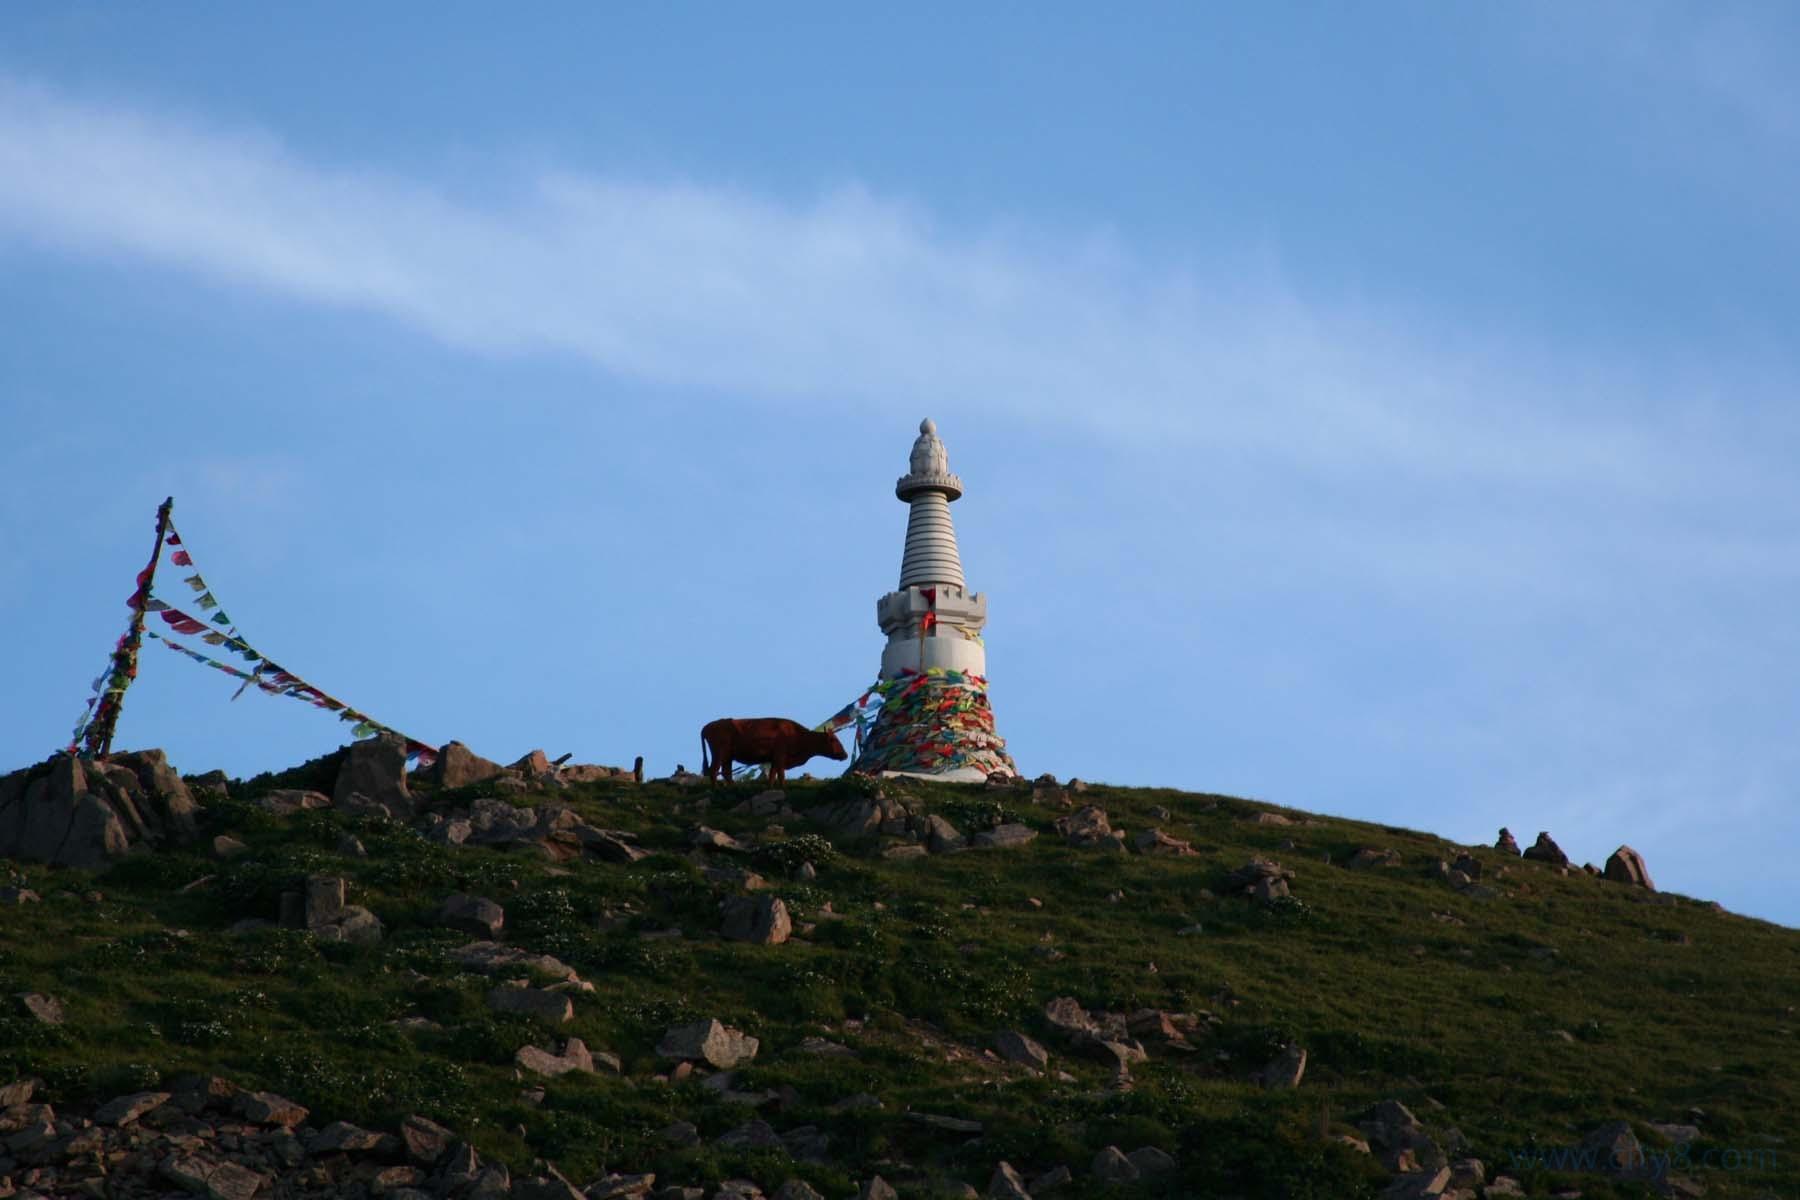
[769,753,785,786]
[723,754,734,783]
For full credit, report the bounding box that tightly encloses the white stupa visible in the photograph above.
[850,419,1016,781]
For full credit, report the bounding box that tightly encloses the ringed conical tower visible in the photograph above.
[851,419,1016,781]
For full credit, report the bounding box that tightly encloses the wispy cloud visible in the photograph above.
[1,74,1788,508]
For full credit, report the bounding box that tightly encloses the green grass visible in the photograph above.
[2,772,1795,1198]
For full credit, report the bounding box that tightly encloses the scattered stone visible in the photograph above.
[858,1178,899,1200]
[16,992,63,1025]
[309,1119,387,1153]
[437,894,505,939]
[449,940,577,981]
[487,986,574,1024]
[590,1173,657,1199]
[1247,810,1294,825]
[1127,1146,1176,1176]
[909,1112,983,1133]
[691,825,753,853]
[987,1161,1033,1199]
[235,1090,309,1127]
[1522,831,1569,867]
[773,1183,825,1200]
[1577,1120,1643,1174]
[1042,996,1096,1036]
[257,789,330,815]
[995,1030,1050,1069]
[721,895,793,945]
[659,1120,701,1147]
[210,834,247,859]
[1092,1146,1139,1183]
[1054,805,1120,850]
[1132,828,1197,856]
[715,1120,782,1150]
[0,886,40,904]
[514,1037,595,1077]
[93,1091,169,1126]
[972,823,1037,849]
[336,833,367,857]
[1028,1165,1071,1192]
[923,813,966,852]
[1253,1043,1307,1088]
[1603,845,1655,890]
[400,1115,453,1165]
[1224,858,1295,902]
[1348,847,1402,869]
[657,1019,760,1069]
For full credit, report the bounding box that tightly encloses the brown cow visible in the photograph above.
[701,717,849,784]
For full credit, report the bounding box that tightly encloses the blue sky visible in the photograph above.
[3,5,1797,925]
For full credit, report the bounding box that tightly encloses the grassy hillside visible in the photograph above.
[2,765,1795,1198]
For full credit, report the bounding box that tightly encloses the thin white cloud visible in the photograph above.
[1,73,1788,510]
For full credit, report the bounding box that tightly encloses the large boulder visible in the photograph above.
[657,1019,759,1069]
[426,741,505,790]
[333,733,411,815]
[721,895,792,946]
[1603,845,1655,890]
[0,750,201,869]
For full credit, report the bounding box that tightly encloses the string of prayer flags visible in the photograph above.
[70,500,437,764]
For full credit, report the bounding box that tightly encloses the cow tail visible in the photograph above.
[700,728,709,779]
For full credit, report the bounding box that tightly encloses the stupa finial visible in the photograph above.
[898,416,961,502]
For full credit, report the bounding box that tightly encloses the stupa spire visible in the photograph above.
[850,418,1016,781]
[896,419,966,589]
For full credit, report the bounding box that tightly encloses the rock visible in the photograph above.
[659,1120,701,1147]
[808,793,911,840]
[336,833,367,857]
[1043,996,1096,1036]
[657,1018,760,1068]
[923,813,966,852]
[0,886,40,904]
[333,732,411,815]
[429,817,473,846]
[1494,827,1520,855]
[92,1090,169,1125]
[211,834,248,859]
[399,1115,453,1165]
[1224,858,1295,902]
[1247,810,1293,825]
[773,1183,825,1200]
[304,875,346,926]
[858,1178,899,1200]
[334,905,385,945]
[715,1120,782,1150]
[995,1030,1049,1069]
[1348,847,1402,869]
[309,1120,387,1153]
[0,1078,36,1106]
[691,825,753,853]
[1521,831,1568,867]
[973,822,1037,849]
[1450,853,1482,880]
[487,986,574,1024]
[516,1175,585,1200]
[426,741,505,790]
[450,941,578,981]
[1253,1043,1307,1088]
[0,755,130,869]
[1133,828,1197,855]
[589,1173,657,1198]
[909,1112,983,1133]
[1091,1146,1139,1183]
[235,1090,309,1127]
[1603,846,1655,890]
[16,992,63,1025]
[987,1162,1033,1199]
[1359,1100,1445,1175]
[1577,1120,1644,1174]
[437,894,505,939]
[1027,1166,1071,1193]
[721,895,792,945]
[515,1038,594,1077]
[1382,1166,1450,1198]
[256,789,330,815]
[1126,1147,1176,1176]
